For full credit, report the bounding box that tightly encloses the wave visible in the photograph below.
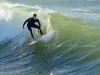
[0,2,54,42]
[0,2,100,75]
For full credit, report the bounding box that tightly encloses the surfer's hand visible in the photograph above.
[23,26,24,29]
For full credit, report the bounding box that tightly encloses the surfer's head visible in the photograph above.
[33,14,37,20]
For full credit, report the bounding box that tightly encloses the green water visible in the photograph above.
[0,2,100,75]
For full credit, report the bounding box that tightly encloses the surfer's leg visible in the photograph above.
[39,29,43,35]
[27,26,34,39]
[32,24,43,35]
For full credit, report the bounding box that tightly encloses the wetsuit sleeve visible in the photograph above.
[37,19,41,27]
[23,18,31,28]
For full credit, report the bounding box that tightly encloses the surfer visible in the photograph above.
[23,14,43,40]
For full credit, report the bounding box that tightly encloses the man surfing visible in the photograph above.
[23,14,43,40]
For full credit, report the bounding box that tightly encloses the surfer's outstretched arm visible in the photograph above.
[23,20,28,29]
[23,18,31,29]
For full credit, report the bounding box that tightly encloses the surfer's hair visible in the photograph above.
[33,14,37,17]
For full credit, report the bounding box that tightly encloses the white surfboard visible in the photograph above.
[26,34,46,46]
[26,40,38,45]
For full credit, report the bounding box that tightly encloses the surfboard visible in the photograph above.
[36,33,46,40]
[26,40,38,45]
[26,34,46,46]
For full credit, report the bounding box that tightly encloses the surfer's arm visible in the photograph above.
[23,20,27,29]
[23,18,31,29]
[37,19,41,27]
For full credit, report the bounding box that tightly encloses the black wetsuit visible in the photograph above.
[23,17,43,39]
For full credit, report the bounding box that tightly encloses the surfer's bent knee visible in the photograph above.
[38,26,41,29]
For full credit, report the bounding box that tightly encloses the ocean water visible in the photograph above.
[0,0,100,75]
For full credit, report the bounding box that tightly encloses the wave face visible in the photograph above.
[0,1,100,75]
